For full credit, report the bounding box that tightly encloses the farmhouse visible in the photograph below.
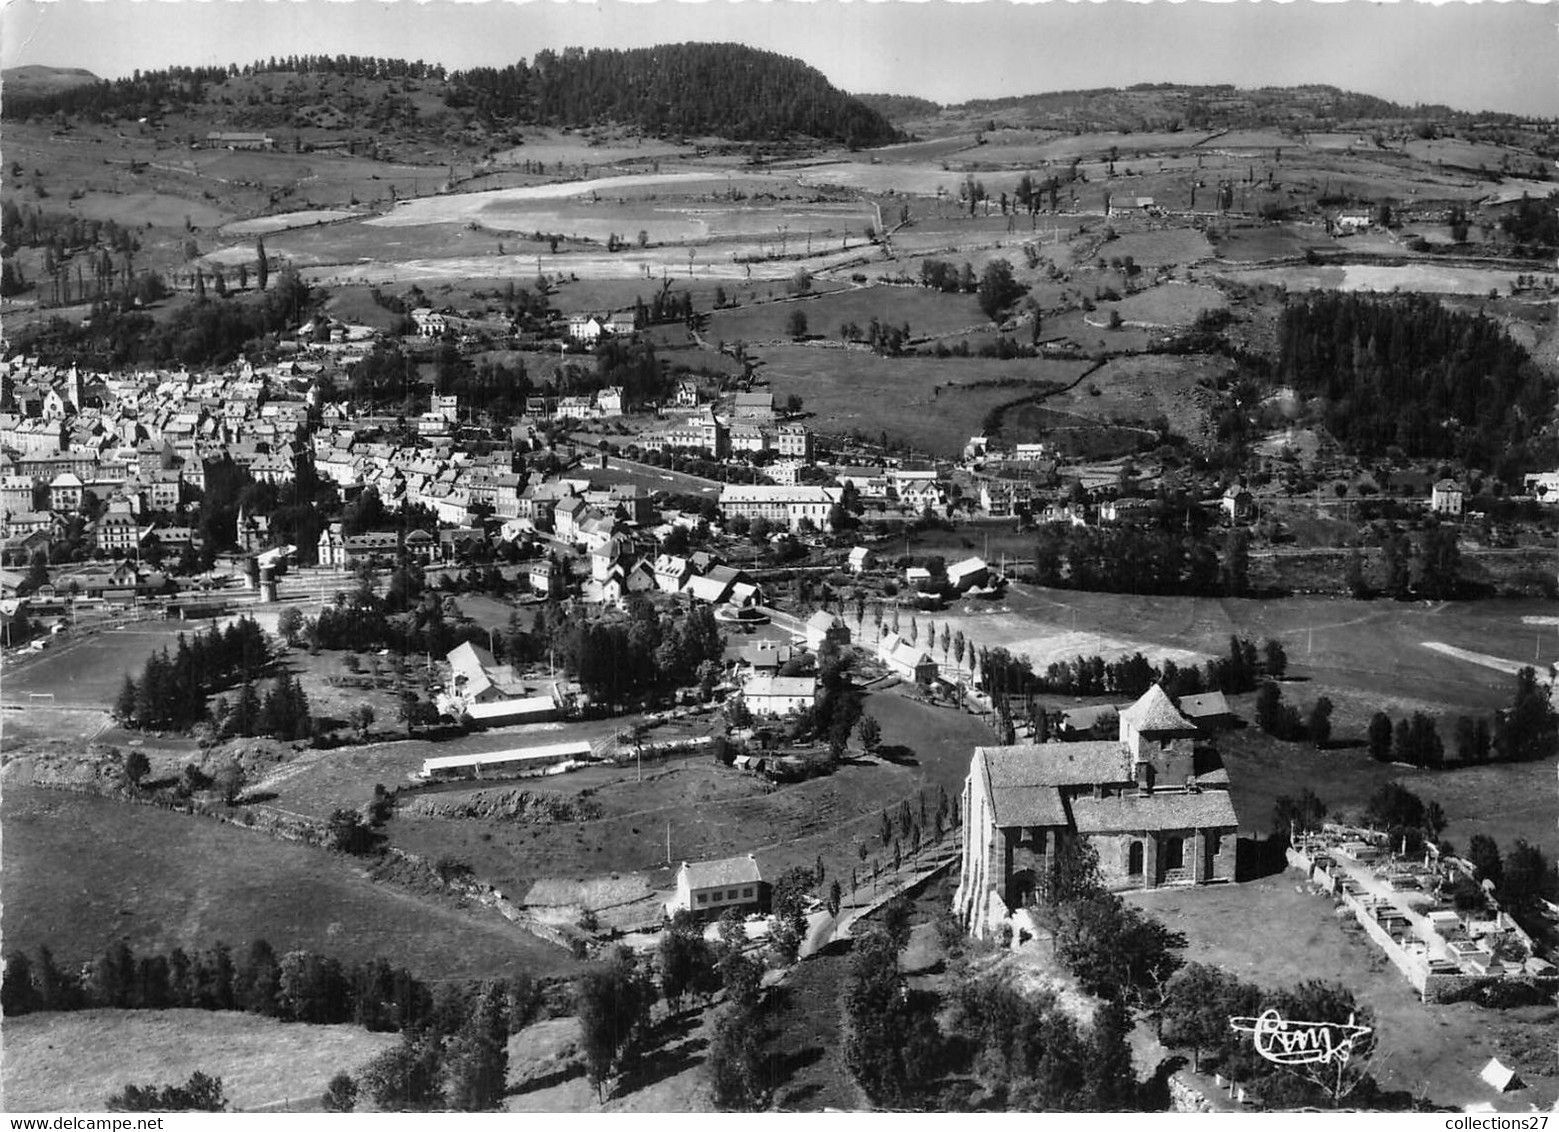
[1221,483,1255,523]
[443,641,563,727]
[668,854,765,917]
[742,674,818,716]
[1430,479,1465,517]
[877,632,938,684]
[417,740,593,782]
[954,684,1238,939]
[946,556,990,592]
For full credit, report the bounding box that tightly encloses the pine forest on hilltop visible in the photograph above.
[1,44,900,146]
[1278,293,1558,474]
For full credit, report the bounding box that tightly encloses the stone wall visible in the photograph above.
[1168,1074,1215,1113]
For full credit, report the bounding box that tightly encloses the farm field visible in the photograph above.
[1219,262,1525,296]
[3,1009,398,1113]
[707,284,988,344]
[220,209,363,235]
[1128,876,1559,1112]
[1098,282,1226,328]
[0,785,580,981]
[941,585,1559,716]
[756,346,1094,456]
[1022,352,1226,442]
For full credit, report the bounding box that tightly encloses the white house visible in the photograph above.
[877,632,938,684]
[946,556,990,592]
[1430,479,1464,517]
[742,674,818,716]
[848,546,874,574]
[668,854,765,917]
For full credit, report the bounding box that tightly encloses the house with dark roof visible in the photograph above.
[954,684,1238,939]
[668,854,766,917]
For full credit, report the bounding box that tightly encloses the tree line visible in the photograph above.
[980,633,1276,707]
[1029,526,1252,598]
[1365,666,1557,768]
[10,266,312,370]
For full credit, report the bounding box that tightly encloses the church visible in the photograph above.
[955,684,1239,939]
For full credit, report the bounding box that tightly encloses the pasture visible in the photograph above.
[0,785,580,980]
[3,1009,398,1113]
[1128,876,1559,1112]
[707,283,987,344]
[1098,282,1226,328]
[756,345,1093,456]
[1219,262,1524,297]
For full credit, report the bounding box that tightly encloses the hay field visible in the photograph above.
[707,284,986,343]
[221,209,361,235]
[1219,262,1522,296]
[1099,282,1226,328]
[3,1009,398,1113]
[756,345,1093,456]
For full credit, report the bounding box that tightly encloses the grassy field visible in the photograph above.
[756,346,1094,456]
[0,620,198,708]
[3,1009,398,1113]
[0,785,580,981]
[708,284,988,344]
[1128,875,1559,1111]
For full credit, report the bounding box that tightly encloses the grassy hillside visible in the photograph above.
[3,1009,397,1112]
[0,786,579,982]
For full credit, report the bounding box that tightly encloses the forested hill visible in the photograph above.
[445,44,898,145]
[3,44,899,146]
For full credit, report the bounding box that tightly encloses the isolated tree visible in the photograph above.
[359,1029,445,1112]
[321,1073,358,1113]
[255,237,269,291]
[1366,712,1394,762]
[1273,788,1328,838]
[576,947,654,1102]
[1499,840,1553,909]
[1262,638,1288,678]
[276,606,304,645]
[856,713,882,754]
[443,984,510,1111]
[706,1005,767,1111]
[976,258,1020,320]
[786,308,808,339]
[1307,696,1333,748]
[121,748,151,789]
[1465,834,1503,889]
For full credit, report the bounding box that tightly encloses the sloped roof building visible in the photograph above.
[954,684,1239,939]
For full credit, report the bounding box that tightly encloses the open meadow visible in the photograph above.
[3,1009,399,1113]
[757,346,1094,456]
[0,785,580,981]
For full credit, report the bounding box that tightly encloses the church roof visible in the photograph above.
[1070,790,1238,834]
[1119,684,1197,734]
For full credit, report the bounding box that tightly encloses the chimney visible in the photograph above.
[1135,761,1153,795]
